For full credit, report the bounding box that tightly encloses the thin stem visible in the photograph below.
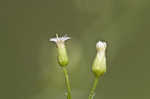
[63,67,72,99]
[89,77,99,99]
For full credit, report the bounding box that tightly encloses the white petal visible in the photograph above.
[61,36,71,41]
[49,38,58,42]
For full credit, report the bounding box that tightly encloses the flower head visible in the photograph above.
[50,34,70,45]
[92,41,107,77]
[96,41,107,51]
[50,34,70,67]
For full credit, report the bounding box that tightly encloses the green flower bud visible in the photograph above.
[92,41,107,77]
[50,34,70,67]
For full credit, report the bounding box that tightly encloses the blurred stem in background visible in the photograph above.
[88,77,99,99]
[63,67,72,99]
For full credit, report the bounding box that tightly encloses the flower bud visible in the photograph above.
[50,34,70,67]
[92,41,107,77]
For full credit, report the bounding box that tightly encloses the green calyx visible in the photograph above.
[92,52,106,77]
[57,46,69,67]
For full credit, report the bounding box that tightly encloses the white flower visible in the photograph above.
[92,41,107,77]
[50,34,70,67]
[50,34,70,43]
[96,41,107,51]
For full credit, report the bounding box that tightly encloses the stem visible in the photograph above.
[63,67,72,99]
[88,77,99,99]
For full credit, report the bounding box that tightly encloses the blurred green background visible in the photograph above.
[0,0,150,99]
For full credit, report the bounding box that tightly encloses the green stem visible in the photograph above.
[63,67,72,99]
[89,77,99,99]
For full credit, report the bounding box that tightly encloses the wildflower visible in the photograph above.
[50,34,70,67]
[92,41,107,77]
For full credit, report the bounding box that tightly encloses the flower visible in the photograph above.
[96,41,107,51]
[50,34,70,44]
[50,34,70,67]
[92,41,107,77]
